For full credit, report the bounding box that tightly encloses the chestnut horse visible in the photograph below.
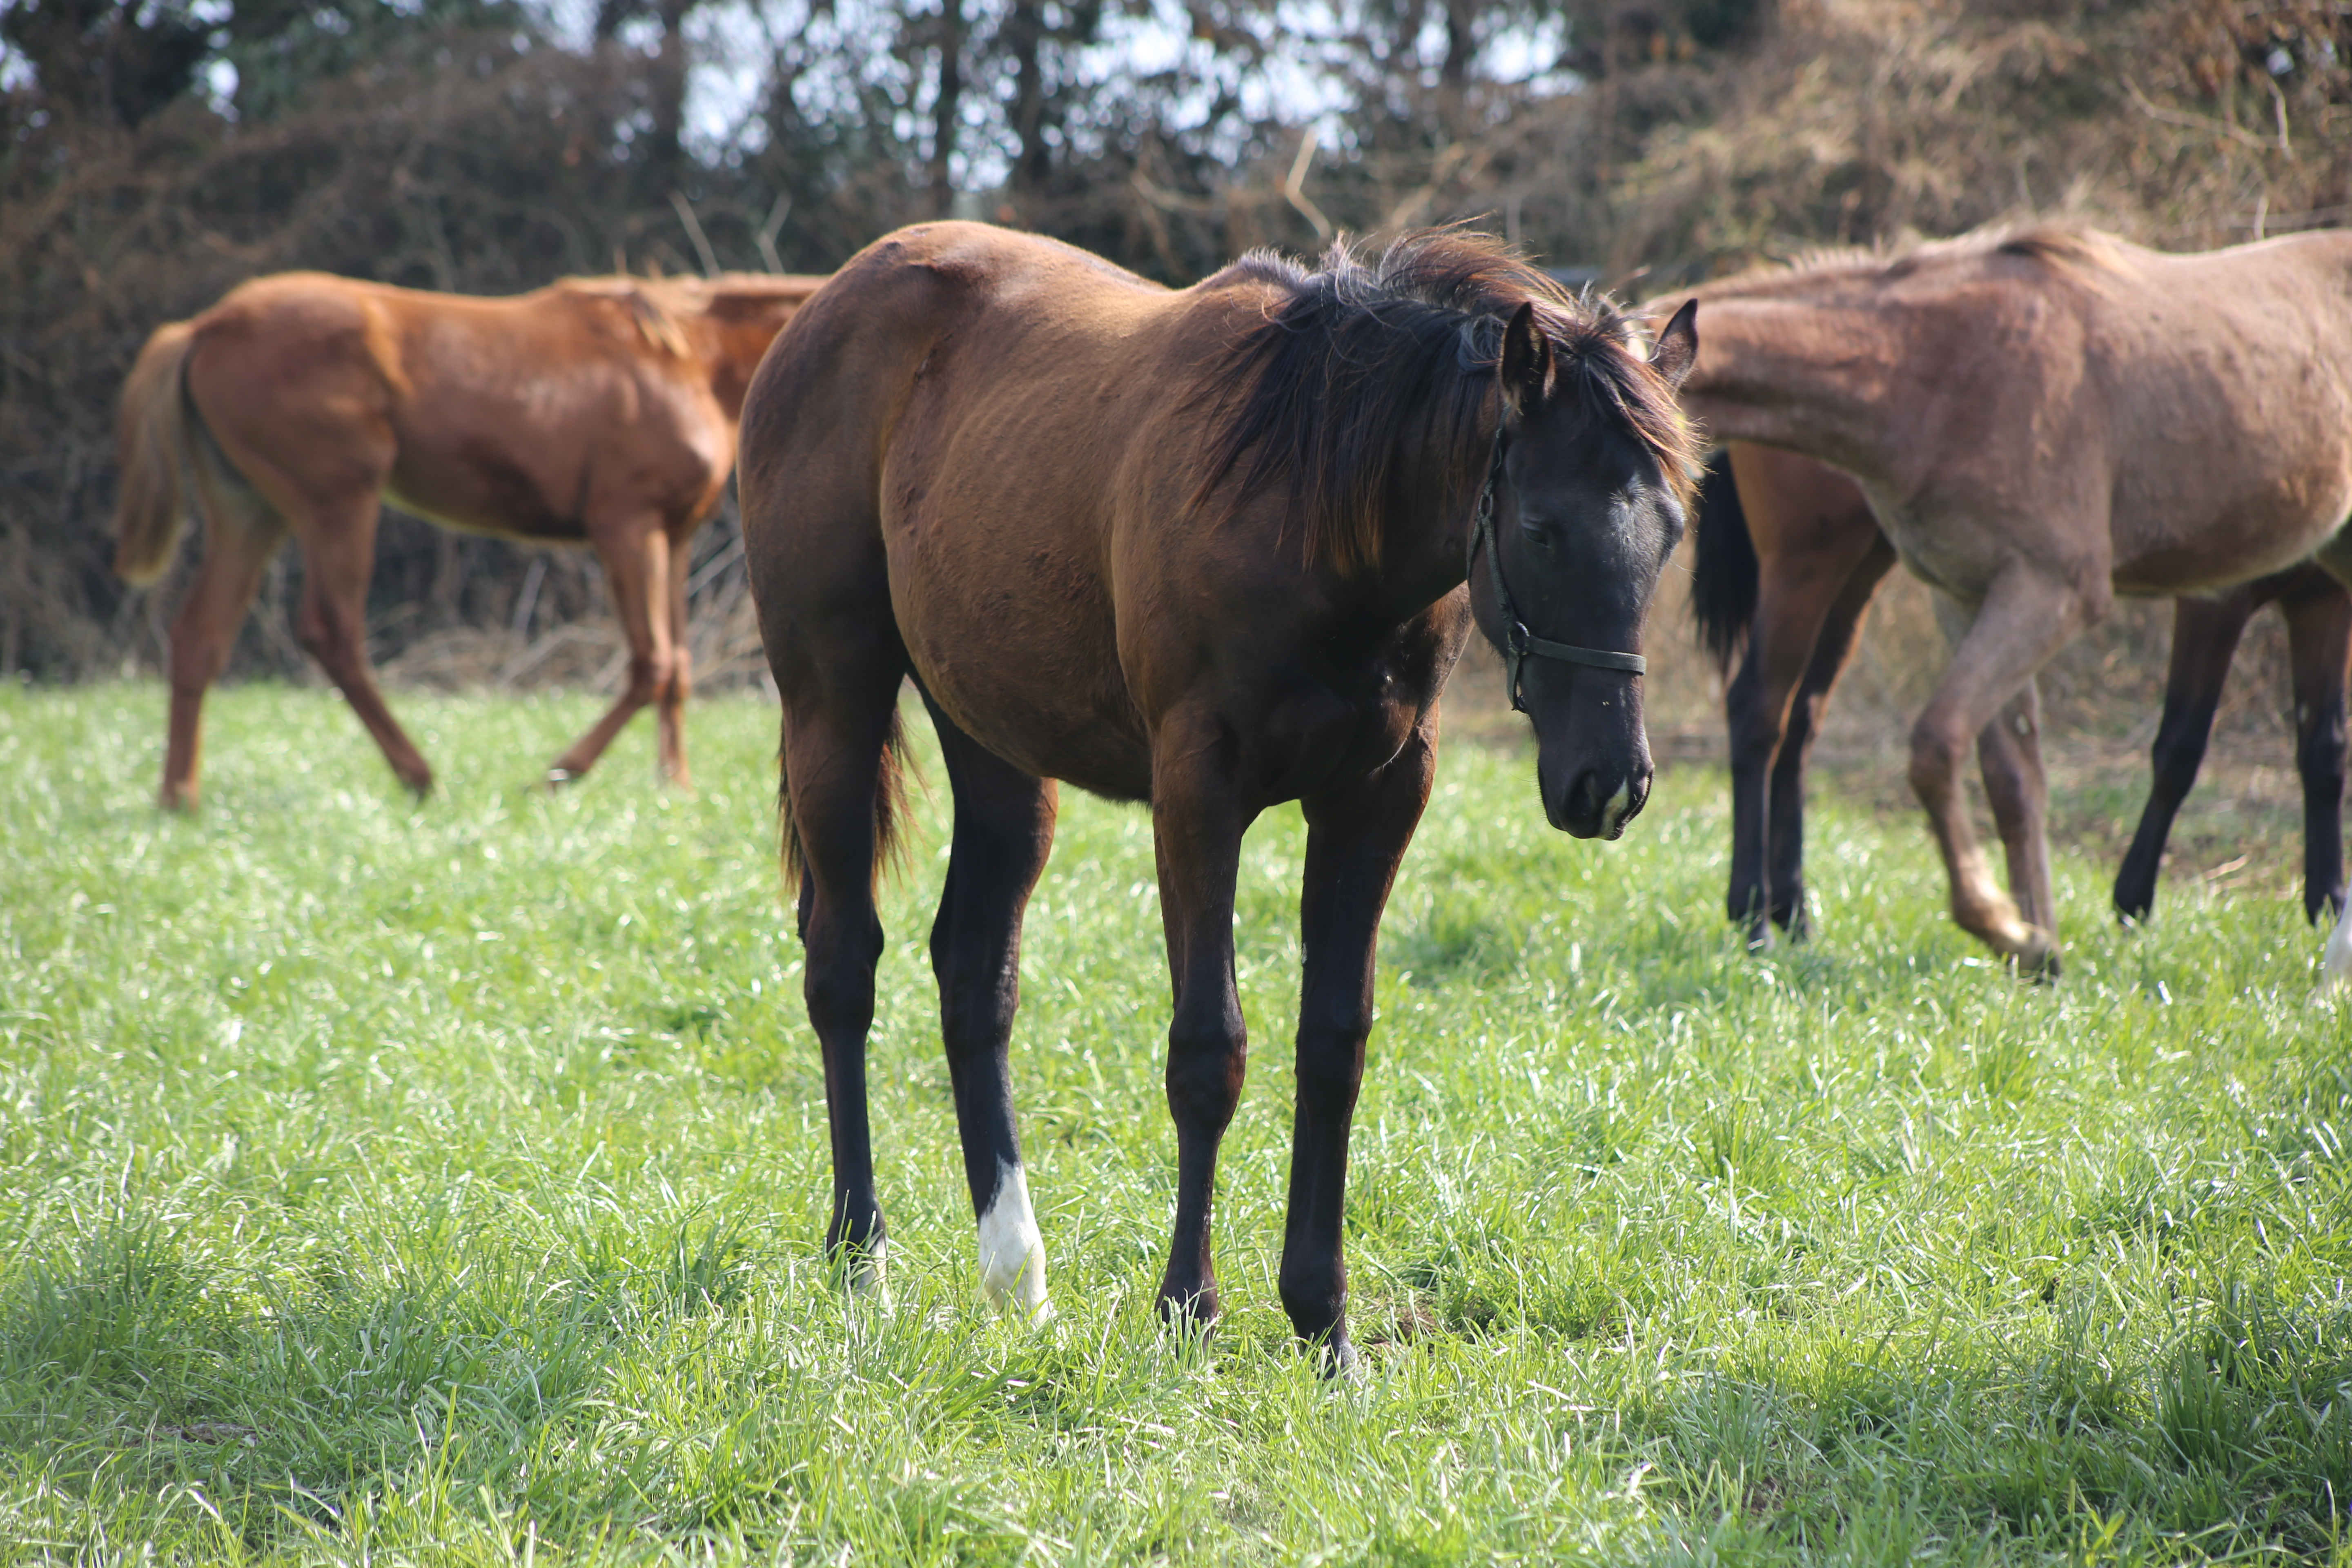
[1657,225,2352,977]
[113,268,823,808]
[740,223,1698,1366]
[1691,444,2352,940]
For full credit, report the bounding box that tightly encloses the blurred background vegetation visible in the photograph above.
[4,0,2350,733]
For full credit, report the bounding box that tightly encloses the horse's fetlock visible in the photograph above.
[1164,1032,1244,1123]
[1277,1264,1345,1337]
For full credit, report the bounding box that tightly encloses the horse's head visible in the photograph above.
[1470,298,1697,840]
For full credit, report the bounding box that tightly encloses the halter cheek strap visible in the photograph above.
[1466,436,1647,713]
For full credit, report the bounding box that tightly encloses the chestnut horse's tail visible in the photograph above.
[112,320,200,585]
[777,704,913,894]
[1689,447,1759,671]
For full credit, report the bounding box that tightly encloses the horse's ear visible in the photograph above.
[1498,301,1552,413]
[1649,298,1698,389]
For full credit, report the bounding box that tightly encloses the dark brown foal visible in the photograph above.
[741,223,1699,1366]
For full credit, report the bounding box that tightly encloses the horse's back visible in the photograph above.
[740,225,1209,795]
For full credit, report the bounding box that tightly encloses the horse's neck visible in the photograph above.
[1679,299,1914,486]
[1369,434,1488,612]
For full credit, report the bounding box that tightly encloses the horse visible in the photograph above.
[1651,223,2352,976]
[1689,443,2352,942]
[738,222,1699,1367]
[112,268,824,809]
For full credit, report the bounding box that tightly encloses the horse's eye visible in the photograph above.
[1520,520,1557,551]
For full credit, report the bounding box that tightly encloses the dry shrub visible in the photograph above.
[1603,0,2352,270]
[0,35,767,686]
[5,0,2348,741]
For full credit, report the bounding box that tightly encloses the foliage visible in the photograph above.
[2,684,2350,1561]
[4,0,2351,685]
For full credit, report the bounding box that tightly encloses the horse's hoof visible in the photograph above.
[1314,1333,1362,1383]
[543,766,580,791]
[1156,1284,1221,1347]
[2010,929,2061,983]
[832,1237,890,1302]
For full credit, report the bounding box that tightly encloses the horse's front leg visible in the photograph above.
[1150,715,1256,1331]
[1913,572,2093,975]
[924,694,1060,1321]
[1282,722,1439,1374]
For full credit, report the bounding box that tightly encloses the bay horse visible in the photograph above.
[1653,224,2352,977]
[739,222,1699,1366]
[112,268,824,809]
[1690,443,2352,942]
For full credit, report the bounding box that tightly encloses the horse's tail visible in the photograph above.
[112,320,200,585]
[1689,447,1759,671]
[777,704,913,896]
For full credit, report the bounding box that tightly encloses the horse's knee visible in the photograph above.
[803,912,884,1026]
[1907,719,1967,804]
[1293,1011,1368,1107]
[1165,1014,1245,1130]
[625,648,678,706]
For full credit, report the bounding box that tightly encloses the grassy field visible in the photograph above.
[2,682,2349,1565]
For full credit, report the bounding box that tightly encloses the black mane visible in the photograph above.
[1194,229,1698,573]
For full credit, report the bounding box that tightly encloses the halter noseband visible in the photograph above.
[1466,434,1648,713]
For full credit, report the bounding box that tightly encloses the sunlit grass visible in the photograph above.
[1,681,2348,1564]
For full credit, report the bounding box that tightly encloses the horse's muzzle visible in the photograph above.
[1547,761,1652,840]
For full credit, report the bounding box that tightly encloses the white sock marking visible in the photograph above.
[2321,900,2352,997]
[976,1158,1052,1322]
[845,1235,889,1302]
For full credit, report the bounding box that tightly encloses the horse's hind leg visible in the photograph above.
[2281,578,2352,922]
[2113,590,2253,923]
[783,664,910,1287]
[921,693,1058,1320]
[1281,722,1439,1374]
[291,500,433,795]
[159,490,291,811]
[1762,533,1898,940]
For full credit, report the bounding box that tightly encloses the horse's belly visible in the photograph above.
[891,537,1152,800]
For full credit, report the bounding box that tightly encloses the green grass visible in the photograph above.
[2,681,2350,1565]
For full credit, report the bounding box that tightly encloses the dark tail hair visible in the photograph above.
[777,704,912,895]
[1689,448,1759,670]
